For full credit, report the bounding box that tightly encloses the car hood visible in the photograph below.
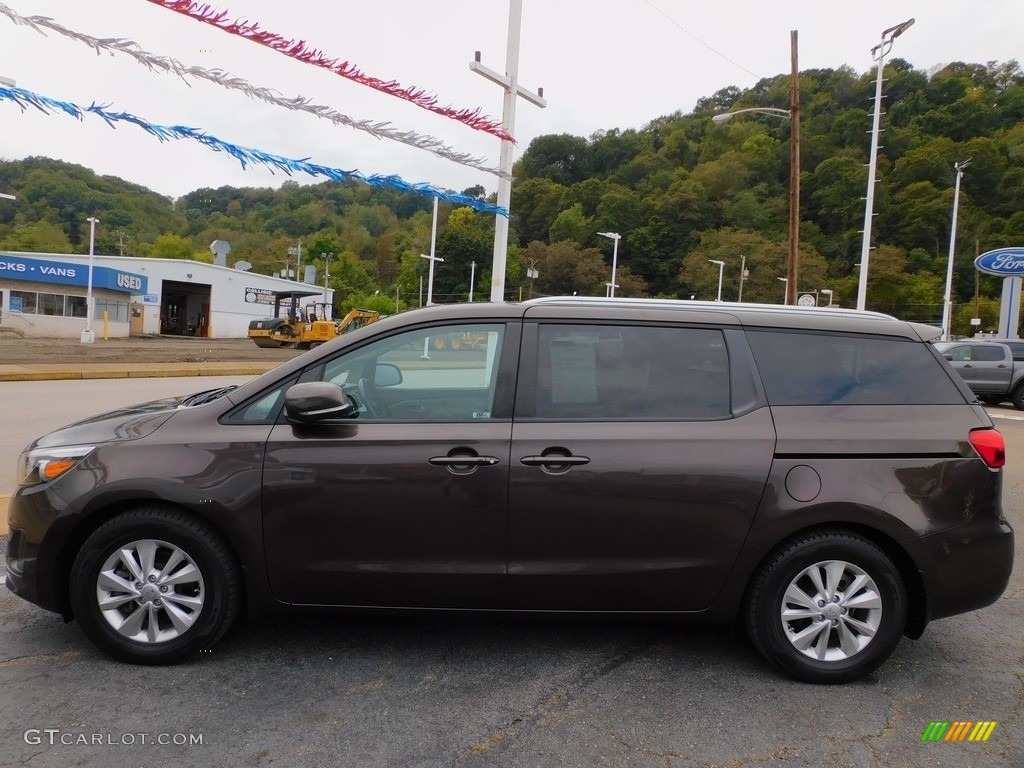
[29,395,187,451]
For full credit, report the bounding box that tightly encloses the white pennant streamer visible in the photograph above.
[0,3,508,179]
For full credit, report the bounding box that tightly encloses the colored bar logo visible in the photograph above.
[921,721,997,742]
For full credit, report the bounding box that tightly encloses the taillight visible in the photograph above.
[969,427,1005,468]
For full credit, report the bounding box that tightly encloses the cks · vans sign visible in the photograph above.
[0,253,147,293]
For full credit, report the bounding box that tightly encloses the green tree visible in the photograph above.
[520,240,607,297]
[0,221,74,253]
[435,207,494,302]
[150,233,196,260]
[548,204,591,245]
[518,134,592,185]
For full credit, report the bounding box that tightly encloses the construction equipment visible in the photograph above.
[247,289,380,349]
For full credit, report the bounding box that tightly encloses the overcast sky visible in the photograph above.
[1,1,1022,203]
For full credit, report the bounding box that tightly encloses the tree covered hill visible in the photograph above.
[1,57,1022,332]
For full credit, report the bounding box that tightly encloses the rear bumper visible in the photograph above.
[905,516,1014,623]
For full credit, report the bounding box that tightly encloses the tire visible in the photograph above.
[1011,384,1024,411]
[70,508,240,665]
[745,530,907,684]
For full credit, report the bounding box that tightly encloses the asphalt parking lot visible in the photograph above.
[1,388,1022,767]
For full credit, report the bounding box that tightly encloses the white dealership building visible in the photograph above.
[0,250,332,339]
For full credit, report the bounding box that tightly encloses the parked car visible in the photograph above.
[7,298,1012,683]
[998,339,1024,362]
[933,339,1024,408]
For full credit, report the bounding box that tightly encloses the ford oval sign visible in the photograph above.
[976,247,1024,276]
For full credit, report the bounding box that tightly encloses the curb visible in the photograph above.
[0,365,278,383]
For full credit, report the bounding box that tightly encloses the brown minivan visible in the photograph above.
[6,298,1013,683]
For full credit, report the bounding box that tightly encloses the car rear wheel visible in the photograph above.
[70,508,240,665]
[745,530,907,684]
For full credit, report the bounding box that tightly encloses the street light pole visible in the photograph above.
[597,231,621,297]
[419,196,445,306]
[320,252,333,306]
[419,252,445,305]
[820,288,834,307]
[81,216,99,344]
[777,277,788,304]
[857,18,915,311]
[709,259,725,302]
[941,159,971,340]
[738,255,748,302]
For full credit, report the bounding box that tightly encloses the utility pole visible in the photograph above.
[786,30,800,307]
[471,0,546,302]
[115,230,127,257]
[288,240,302,282]
[738,255,748,302]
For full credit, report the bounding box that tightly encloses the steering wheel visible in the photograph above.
[356,377,391,419]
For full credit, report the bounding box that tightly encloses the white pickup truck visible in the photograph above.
[934,339,1024,408]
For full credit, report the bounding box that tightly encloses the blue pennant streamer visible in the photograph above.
[0,85,508,216]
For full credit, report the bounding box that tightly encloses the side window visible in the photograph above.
[943,345,971,362]
[321,323,505,421]
[531,324,730,420]
[973,345,1006,362]
[747,331,965,405]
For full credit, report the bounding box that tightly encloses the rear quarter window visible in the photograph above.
[746,330,965,406]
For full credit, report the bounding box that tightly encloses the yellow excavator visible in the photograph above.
[248,289,380,349]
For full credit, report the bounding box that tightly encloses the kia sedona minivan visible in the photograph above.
[6,298,1013,683]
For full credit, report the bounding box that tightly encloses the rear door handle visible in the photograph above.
[520,455,590,466]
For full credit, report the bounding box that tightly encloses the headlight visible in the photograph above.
[18,445,96,487]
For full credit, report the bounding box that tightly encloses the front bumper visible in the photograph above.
[5,484,80,616]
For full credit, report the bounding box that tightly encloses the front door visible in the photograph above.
[507,321,776,612]
[262,322,519,608]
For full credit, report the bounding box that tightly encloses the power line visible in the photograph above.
[643,2,757,78]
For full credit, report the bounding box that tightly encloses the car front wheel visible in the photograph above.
[745,530,907,684]
[70,508,240,664]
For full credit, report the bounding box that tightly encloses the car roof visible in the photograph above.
[519,297,939,341]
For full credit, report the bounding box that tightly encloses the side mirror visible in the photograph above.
[375,362,403,387]
[943,354,954,361]
[284,382,355,422]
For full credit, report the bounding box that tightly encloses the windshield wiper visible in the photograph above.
[181,385,238,407]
